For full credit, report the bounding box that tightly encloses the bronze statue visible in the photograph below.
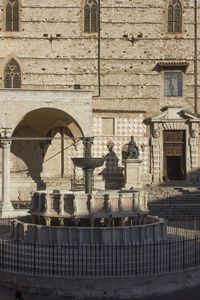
[123,136,140,160]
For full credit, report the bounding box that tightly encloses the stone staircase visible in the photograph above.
[147,186,200,218]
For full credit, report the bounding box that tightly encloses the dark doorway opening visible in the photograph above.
[163,130,186,181]
[166,156,182,180]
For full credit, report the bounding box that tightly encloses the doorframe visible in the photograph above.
[163,130,186,180]
[147,107,200,184]
[151,121,197,184]
[155,123,190,183]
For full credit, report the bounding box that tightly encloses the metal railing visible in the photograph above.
[0,217,199,278]
[0,218,13,235]
[0,237,199,278]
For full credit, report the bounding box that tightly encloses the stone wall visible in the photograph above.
[0,0,198,113]
[0,1,199,197]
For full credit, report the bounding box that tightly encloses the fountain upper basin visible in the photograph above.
[72,157,105,169]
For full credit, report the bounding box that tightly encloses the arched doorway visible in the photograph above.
[11,108,84,198]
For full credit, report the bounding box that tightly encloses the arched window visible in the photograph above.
[84,0,98,33]
[5,0,19,32]
[4,59,21,88]
[167,0,182,33]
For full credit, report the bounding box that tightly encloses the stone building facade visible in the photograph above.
[0,0,199,205]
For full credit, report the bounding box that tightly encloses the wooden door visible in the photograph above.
[163,130,186,180]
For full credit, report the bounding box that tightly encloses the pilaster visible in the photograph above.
[1,128,14,214]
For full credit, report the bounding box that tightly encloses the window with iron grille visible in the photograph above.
[164,71,182,97]
[6,0,19,32]
[4,59,21,88]
[84,0,98,33]
[167,0,182,33]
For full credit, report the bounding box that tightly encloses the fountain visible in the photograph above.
[5,136,168,299]
[71,137,105,194]
[10,137,166,245]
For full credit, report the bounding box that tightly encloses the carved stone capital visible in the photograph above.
[0,128,12,147]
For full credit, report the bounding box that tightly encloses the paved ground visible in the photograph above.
[144,286,200,300]
[2,285,200,300]
[0,286,65,300]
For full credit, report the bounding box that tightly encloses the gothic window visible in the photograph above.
[84,0,98,33]
[4,59,21,88]
[167,0,182,33]
[164,71,182,97]
[5,0,19,32]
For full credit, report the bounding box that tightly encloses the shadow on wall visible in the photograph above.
[11,125,45,190]
[99,140,124,190]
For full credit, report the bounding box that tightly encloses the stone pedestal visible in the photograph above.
[124,159,143,189]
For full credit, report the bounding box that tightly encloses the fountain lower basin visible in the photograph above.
[10,190,167,244]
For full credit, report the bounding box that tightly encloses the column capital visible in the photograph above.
[0,128,12,146]
[0,128,12,138]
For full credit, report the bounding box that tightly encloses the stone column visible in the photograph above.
[1,137,14,213]
[59,194,65,215]
[45,193,51,215]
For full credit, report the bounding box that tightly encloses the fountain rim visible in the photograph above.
[71,157,105,169]
[13,216,165,230]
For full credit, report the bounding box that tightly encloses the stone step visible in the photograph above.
[149,198,200,202]
[147,186,200,218]
[149,209,200,216]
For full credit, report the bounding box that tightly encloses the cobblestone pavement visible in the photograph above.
[1,285,200,300]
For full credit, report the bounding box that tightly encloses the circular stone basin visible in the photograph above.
[72,157,105,169]
[11,215,167,245]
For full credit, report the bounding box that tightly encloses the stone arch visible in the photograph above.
[11,107,84,189]
[13,107,84,138]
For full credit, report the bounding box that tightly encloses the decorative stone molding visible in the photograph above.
[162,122,186,130]
[147,107,200,184]
[30,190,149,219]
